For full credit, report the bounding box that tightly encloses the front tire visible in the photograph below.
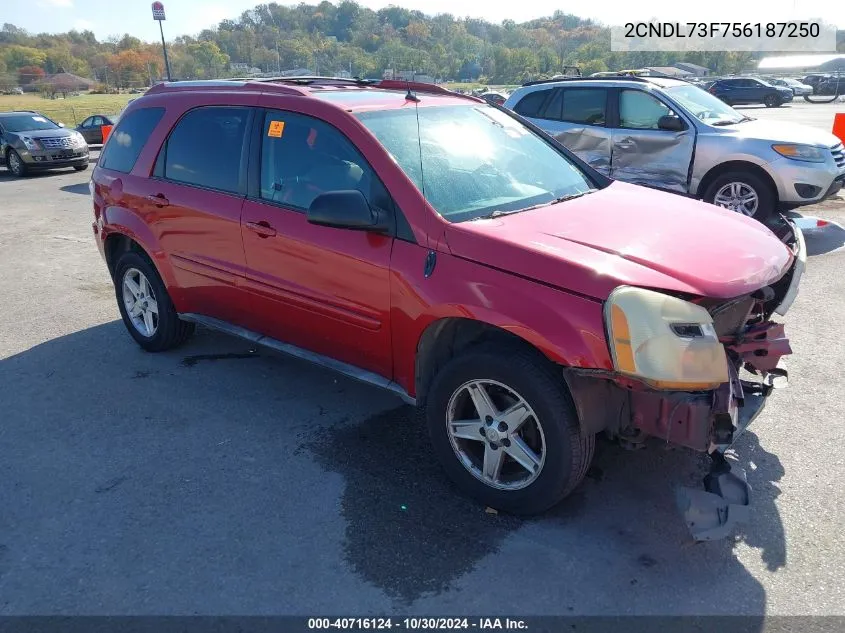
[73,164,88,172]
[114,250,194,352]
[763,94,781,107]
[6,149,28,177]
[425,345,594,515]
[703,170,775,223]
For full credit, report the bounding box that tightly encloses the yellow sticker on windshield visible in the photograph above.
[268,121,285,138]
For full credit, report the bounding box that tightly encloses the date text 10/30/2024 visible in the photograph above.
[307,618,528,630]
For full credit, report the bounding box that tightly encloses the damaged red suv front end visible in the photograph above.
[564,217,804,540]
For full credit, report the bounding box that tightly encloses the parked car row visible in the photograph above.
[0,110,90,176]
[0,110,118,176]
[801,73,845,95]
[85,76,809,541]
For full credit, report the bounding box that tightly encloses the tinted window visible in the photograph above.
[92,116,104,126]
[561,89,606,125]
[259,110,385,211]
[100,107,164,173]
[618,90,672,129]
[539,89,563,120]
[163,106,249,194]
[80,117,94,128]
[514,89,551,117]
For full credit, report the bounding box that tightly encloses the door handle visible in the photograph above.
[145,193,169,207]
[616,139,635,149]
[245,220,277,238]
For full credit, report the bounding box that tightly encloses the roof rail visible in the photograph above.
[522,75,651,87]
[145,79,307,97]
[374,80,484,102]
[248,75,376,87]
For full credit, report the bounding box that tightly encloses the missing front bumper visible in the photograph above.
[677,452,751,542]
[675,385,770,542]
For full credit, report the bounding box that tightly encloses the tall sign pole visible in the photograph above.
[151,2,172,82]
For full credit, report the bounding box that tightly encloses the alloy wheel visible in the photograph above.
[713,181,759,217]
[122,267,159,337]
[8,151,23,176]
[446,379,546,491]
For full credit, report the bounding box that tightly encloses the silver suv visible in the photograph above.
[0,111,90,177]
[504,77,844,221]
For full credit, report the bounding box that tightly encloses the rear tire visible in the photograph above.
[703,170,776,223]
[114,250,195,352]
[425,344,594,515]
[6,149,27,177]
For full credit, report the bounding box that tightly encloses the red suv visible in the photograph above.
[91,78,804,540]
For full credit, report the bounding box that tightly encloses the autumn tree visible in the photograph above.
[18,64,44,85]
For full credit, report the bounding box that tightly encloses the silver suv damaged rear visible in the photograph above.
[504,77,845,222]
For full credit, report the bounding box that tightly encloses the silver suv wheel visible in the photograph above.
[713,181,759,216]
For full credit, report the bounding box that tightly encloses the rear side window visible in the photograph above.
[514,89,551,117]
[561,89,606,126]
[160,106,250,194]
[99,107,164,173]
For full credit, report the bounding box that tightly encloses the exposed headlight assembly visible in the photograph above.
[20,136,40,150]
[605,287,728,390]
[772,144,826,163]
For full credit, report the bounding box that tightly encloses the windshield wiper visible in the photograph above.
[479,190,595,219]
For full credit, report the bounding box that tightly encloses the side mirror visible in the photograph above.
[307,190,388,232]
[657,114,686,132]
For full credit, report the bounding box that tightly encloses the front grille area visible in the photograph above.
[832,143,845,170]
[39,136,75,149]
[709,296,755,338]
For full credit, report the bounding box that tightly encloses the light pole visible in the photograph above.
[151,2,172,81]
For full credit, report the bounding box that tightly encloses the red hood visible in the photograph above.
[444,181,792,300]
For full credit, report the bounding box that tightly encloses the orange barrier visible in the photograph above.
[101,124,113,144]
[834,113,845,145]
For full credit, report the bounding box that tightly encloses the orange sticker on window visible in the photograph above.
[268,121,285,138]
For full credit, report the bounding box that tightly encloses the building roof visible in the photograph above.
[673,62,710,73]
[644,66,693,77]
[34,72,96,87]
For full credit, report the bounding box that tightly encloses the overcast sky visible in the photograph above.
[7,0,845,41]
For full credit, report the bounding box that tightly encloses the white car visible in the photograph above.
[766,77,814,96]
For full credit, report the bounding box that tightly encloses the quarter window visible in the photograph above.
[162,106,250,194]
[538,89,563,120]
[514,89,551,118]
[259,110,384,211]
[99,107,164,174]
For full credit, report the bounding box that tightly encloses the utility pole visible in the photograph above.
[151,2,172,81]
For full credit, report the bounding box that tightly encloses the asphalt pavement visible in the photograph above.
[1,109,844,616]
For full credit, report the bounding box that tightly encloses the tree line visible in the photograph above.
[2,3,844,90]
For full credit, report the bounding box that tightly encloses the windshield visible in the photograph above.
[356,104,595,222]
[664,85,746,125]
[0,114,60,133]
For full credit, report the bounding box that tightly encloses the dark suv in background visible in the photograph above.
[0,111,90,177]
[708,77,793,107]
